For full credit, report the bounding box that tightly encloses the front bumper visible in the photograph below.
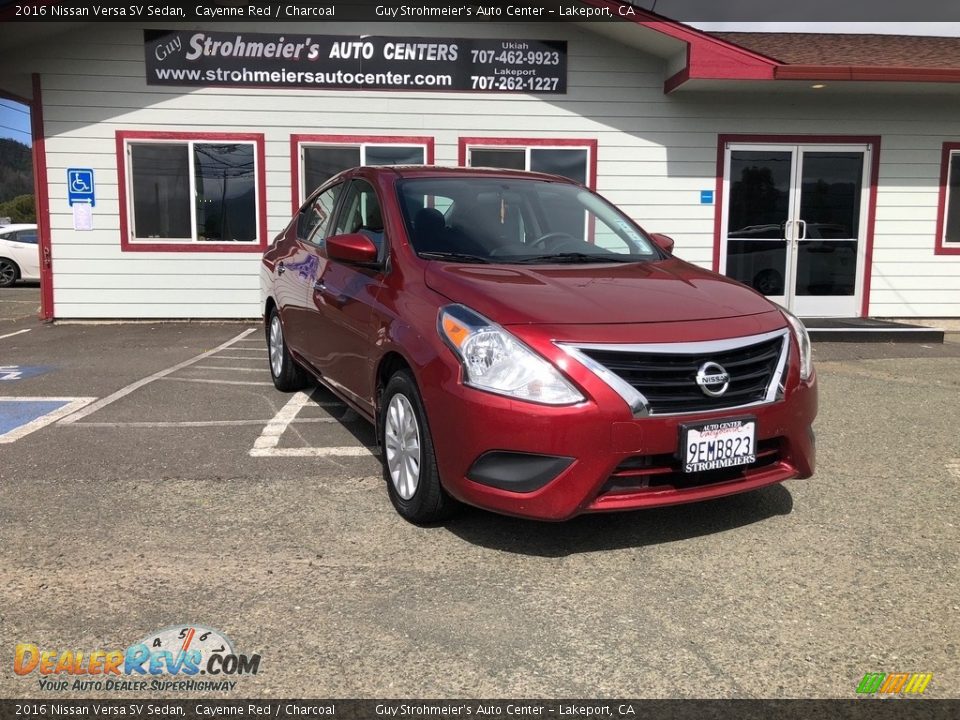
[419,329,817,521]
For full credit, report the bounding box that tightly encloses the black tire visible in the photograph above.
[753,268,784,296]
[380,370,458,524]
[0,258,19,288]
[266,307,309,392]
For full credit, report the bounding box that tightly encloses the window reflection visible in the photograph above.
[795,240,857,296]
[799,152,863,239]
[728,151,791,238]
[194,143,256,242]
[130,144,191,239]
[303,146,361,197]
[726,240,787,295]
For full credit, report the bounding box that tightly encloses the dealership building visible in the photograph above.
[2,3,960,320]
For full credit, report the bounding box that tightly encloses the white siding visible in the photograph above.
[6,22,960,317]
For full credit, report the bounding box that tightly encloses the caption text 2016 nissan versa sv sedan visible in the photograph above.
[260,166,816,523]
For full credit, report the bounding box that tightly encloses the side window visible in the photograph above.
[298,183,341,243]
[17,230,38,244]
[334,180,385,252]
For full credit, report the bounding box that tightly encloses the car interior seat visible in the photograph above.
[413,207,447,252]
[360,201,385,247]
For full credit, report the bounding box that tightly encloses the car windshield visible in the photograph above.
[397,177,663,264]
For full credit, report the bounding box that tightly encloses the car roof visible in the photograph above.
[0,224,37,232]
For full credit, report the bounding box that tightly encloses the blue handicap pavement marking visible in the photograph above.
[0,365,53,381]
[0,399,71,437]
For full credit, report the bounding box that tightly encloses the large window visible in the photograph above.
[459,138,597,189]
[117,131,266,253]
[292,135,434,209]
[936,142,960,255]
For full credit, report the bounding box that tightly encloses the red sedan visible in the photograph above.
[261,166,816,523]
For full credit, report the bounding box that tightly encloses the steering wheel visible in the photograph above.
[530,232,579,251]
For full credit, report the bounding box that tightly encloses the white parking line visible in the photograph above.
[251,391,312,452]
[57,329,256,424]
[0,329,31,340]
[1,396,97,443]
[250,446,378,457]
[193,366,266,373]
[72,418,345,428]
[205,355,264,361]
[248,391,375,458]
[948,460,960,480]
[161,377,274,387]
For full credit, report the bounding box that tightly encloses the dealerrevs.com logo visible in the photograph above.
[14,625,261,692]
[856,672,933,697]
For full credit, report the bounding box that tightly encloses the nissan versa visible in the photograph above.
[260,166,817,523]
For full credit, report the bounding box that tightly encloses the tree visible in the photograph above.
[0,139,33,202]
[0,194,35,223]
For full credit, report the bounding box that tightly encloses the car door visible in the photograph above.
[300,178,387,415]
[267,183,343,359]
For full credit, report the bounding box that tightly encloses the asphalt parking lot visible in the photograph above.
[1,286,959,699]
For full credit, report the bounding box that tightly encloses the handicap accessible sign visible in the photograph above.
[67,168,95,206]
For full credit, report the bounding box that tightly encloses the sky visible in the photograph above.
[0,100,31,146]
[2,21,960,145]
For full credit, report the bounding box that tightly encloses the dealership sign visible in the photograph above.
[144,30,567,93]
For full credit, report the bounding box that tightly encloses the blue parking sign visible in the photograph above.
[67,168,96,206]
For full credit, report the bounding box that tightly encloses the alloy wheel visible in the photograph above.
[384,394,421,500]
[269,314,284,378]
[0,261,15,286]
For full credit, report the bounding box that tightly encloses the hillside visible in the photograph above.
[0,138,33,203]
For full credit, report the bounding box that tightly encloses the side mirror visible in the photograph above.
[650,233,675,254]
[326,233,379,264]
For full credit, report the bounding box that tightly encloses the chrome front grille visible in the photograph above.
[559,329,790,416]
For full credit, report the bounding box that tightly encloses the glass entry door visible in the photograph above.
[720,143,871,317]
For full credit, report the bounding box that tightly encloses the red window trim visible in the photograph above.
[458,137,598,191]
[290,134,435,213]
[935,142,960,256]
[116,130,268,254]
[713,134,881,319]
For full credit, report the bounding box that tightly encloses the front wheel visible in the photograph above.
[266,307,309,392]
[380,370,458,524]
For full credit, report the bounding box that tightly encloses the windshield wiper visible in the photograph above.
[418,251,492,264]
[508,252,638,264]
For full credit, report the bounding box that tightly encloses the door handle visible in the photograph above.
[313,279,347,308]
[797,219,807,240]
[276,262,285,275]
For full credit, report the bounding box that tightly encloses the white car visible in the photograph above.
[0,223,40,287]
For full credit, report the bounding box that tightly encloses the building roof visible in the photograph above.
[711,32,960,70]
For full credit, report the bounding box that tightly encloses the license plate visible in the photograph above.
[681,418,756,473]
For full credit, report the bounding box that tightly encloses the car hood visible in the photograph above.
[424,258,776,325]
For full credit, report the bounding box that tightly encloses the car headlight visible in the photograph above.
[438,304,584,405]
[781,308,813,381]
